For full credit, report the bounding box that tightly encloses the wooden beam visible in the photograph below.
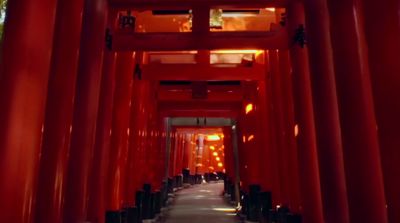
[159,110,239,118]
[110,0,287,10]
[142,64,265,80]
[157,88,243,101]
[158,100,241,111]
[113,30,288,51]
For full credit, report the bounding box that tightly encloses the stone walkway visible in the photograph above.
[161,182,241,223]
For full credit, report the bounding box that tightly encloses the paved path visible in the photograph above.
[162,182,241,223]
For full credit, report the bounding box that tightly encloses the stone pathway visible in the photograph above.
[161,182,240,223]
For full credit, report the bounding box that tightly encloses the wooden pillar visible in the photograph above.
[302,0,351,221]
[0,0,57,221]
[106,52,135,210]
[257,79,274,192]
[126,79,145,204]
[62,0,108,221]
[241,82,262,188]
[182,134,191,170]
[361,1,400,222]
[326,0,388,222]
[287,1,324,222]
[223,127,235,181]
[278,50,301,212]
[34,0,84,222]
[269,50,288,206]
[86,49,118,223]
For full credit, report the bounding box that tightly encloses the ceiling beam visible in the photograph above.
[110,0,287,10]
[159,110,239,118]
[112,30,288,51]
[142,64,266,80]
[158,100,241,110]
[157,88,243,101]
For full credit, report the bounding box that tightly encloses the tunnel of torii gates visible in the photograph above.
[1,0,400,222]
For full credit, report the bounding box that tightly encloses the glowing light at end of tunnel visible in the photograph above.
[209,146,215,150]
[245,103,254,114]
[294,124,299,137]
[247,135,254,141]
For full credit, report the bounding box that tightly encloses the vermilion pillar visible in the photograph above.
[326,1,388,222]
[137,81,150,186]
[87,46,117,223]
[257,80,274,192]
[62,0,108,221]
[278,50,301,212]
[236,120,248,190]
[264,51,282,205]
[303,0,350,222]
[287,1,324,222]
[146,91,161,189]
[182,134,191,170]
[260,53,282,205]
[223,127,235,181]
[169,130,177,177]
[269,51,289,206]
[362,1,400,222]
[127,80,146,204]
[240,82,262,189]
[34,0,84,222]
[0,0,57,221]
[106,52,135,210]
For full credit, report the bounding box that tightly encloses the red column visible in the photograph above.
[33,0,84,222]
[169,130,177,177]
[153,117,165,190]
[106,52,135,210]
[269,51,289,206]
[182,134,191,170]
[260,53,283,204]
[223,127,235,181]
[62,0,108,221]
[361,1,400,222]
[287,1,324,222]
[240,82,262,189]
[0,0,57,221]
[126,80,145,204]
[326,1,388,222]
[257,80,274,192]
[177,134,185,175]
[303,0,350,222]
[138,81,150,186]
[147,91,161,189]
[236,120,249,191]
[278,50,301,212]
[87,49,117,223]
[262,53,283,205]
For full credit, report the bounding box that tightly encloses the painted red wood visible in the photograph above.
[327,0,388,222]
[62,0,108,221]
[287,1,324,222]
[303,0,350,221]
[0,0,57,221]
[34,0,85,222]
